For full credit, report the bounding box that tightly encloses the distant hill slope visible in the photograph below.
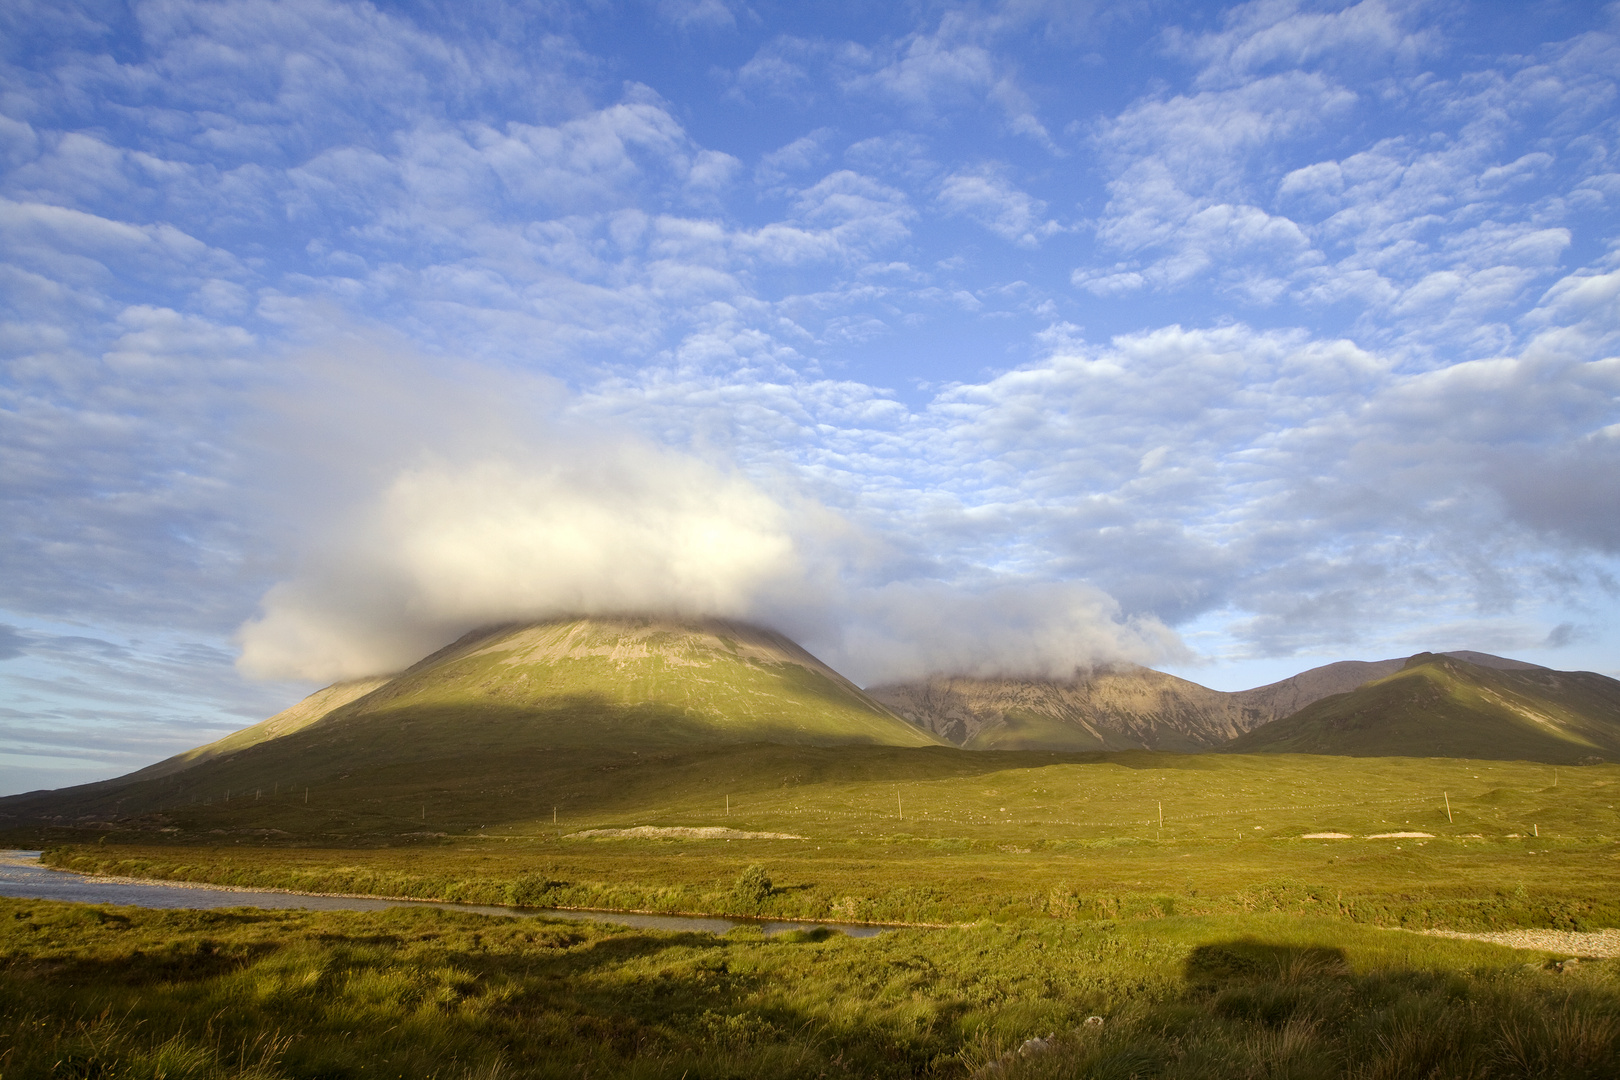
[0,616,939,824]
[1226,659,1406,721]
[1225,653,1620,763]
[867,651,1558,752]
[866,667,1269,751]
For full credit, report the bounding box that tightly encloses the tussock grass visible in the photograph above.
[2,899,1613,1079]
[982,945,1620,1079]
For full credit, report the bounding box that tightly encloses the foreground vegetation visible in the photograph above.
[41,830,1620,933]
[9,750,1620,1075]
[2,896,1616,1079]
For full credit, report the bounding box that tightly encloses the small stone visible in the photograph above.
[1018,1035,1053,1057]
[1559,958,1580,971]
[1084,1016,1105,1027]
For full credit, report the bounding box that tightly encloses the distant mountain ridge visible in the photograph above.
[866,651,1574,753]
[3,622,1612,832]
[866,667,1262,752]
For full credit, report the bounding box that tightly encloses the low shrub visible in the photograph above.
[731,864,772,906]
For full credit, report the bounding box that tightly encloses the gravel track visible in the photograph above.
[1417,927,1620,957]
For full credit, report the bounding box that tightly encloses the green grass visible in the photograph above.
[11,747,1620,1076]
[29,748,1620,931]
[13,742,1619,844]
[41,829,1620,932]
[3,897,1615,1079]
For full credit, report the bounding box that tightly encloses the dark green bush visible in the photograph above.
[504,873,557,908]
[732,864,772,906]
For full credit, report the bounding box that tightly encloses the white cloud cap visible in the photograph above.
[235,341,1185,686]
[236,442,800,681]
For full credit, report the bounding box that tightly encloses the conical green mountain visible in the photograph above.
[315,615,938,749]
[0,616,939,827]
[210,615,938,753]
[1225,653,1620,763]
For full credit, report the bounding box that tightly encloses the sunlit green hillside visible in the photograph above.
[323,617,937,748]
[1227,654,1620,763]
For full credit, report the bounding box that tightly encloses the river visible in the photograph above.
[0,850,883,937]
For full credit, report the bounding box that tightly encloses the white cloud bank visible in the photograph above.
[235,345,1186,685]
[236,441,801,681]
[839,581,1188,687]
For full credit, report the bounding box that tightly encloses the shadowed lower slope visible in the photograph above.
[1225,653,1620,763]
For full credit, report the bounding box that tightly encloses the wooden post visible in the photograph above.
[1534,823,1539,837]
[1444,793,1452,823]
[726,794,730,817]
[898,791,903,821]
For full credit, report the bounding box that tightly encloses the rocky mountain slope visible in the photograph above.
[866,667,1262,752]
[866,652,1560,752]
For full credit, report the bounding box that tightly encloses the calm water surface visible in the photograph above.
[0,851,882,937]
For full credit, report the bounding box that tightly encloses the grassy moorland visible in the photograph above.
[25,750,1620,929]
[9,749,1620,1076]
[2,896,1616,1079]
[19,745,1619,846]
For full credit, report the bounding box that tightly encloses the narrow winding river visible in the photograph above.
[0,851,882,937]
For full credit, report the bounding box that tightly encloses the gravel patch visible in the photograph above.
[1417,927,1620,957]
[564,826,804,840]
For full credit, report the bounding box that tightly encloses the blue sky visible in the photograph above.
[3,0,1618,794]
